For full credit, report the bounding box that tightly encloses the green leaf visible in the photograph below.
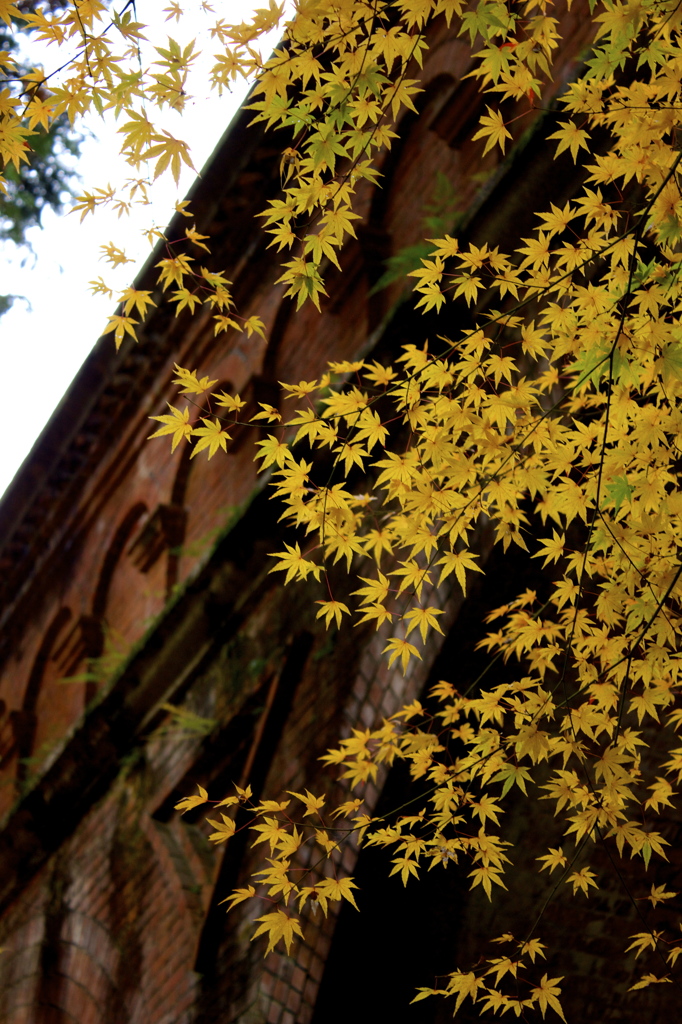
[603,475,632,512]
[661,343,682,383]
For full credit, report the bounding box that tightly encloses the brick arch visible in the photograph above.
[89,502,156,654]
[253,296,296,402]
[168,380,262,587]
[192,633,315,1020]
[15,606,72,785]
[368,71,459,231]
[168,380,236,513]
[33,859,123,1024]
[92,503,148,621]
[368,75,467,276]
[0,900,47,1024]
[167,433,197,594]
[167,386,223,592]
[257,77,468,391]
[57,910,119,1023]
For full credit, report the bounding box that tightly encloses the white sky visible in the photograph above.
[0,0,273,497]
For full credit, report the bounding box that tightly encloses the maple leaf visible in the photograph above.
[445,971,485,1013]
[629,974,672,991]
[315,600,350,629]
[214,391,246,415]
[185,224,210,252]
[174,785,208,813]
[660,343,682,384]
[251,404,282,424]
[492,764,533,796]
[646,884,677,908]
[411,987,447,1004]
[520,938,547,962]
[472,106,512,154]
[529,975,566,1021]
[100,242,133,267]
[478,988,511,1014]
[356,603,394,630]
[148,404,192,451]
[644,778,676,814]
[316,876,359,909]
[391,560,432,599]
[172,364,218,395]
[220,884,257,909]
[548,120,590,161]
[255,434,294,468]
[390,855,420,885]
[485,956,520,984]
[102,314,139,350]
[352,573,391,605]
[287,789,325,817]
[603,475,632,512]
[436,549,483,593]
[0,0,19,26]
[403,605,445,642]
[626,929,666,959]
[534,531,565,567]
[383,637,422,672]
[353,410,388,451]
[191,418,231,459]
[206,813,236,844]
[119,288,156,318]
[536,848,567,874]
[250,816,295,854]
[244,315,266,338]
[469,864,508,900]
[566,868,598,897]
[252,910,304,955]
[142,130,195,184]
[268,543,322,584]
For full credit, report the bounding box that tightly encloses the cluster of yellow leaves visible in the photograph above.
[15,0,678,1010]
[178,779,569,1013]
[413,940,565,1022]
[241,0,593,307]
[153,0,682,1005]
[175,784,361,955]
[3,0,601,328]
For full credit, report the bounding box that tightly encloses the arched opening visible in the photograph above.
[15,606,72,786]
[168,380,263,588]
[92,503,148,621]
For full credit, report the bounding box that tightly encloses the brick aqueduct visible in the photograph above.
[0,6,679,1023]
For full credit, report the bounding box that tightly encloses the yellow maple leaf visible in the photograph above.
[252,910,304,955]
[172,364,218,395]
[191,418,231,459]
[472,106,512,154]
[174,784,208,813]
[547,120,590,161]
[403,605,445,642]
[315,599,350,629]
[102,313,139,349]
[268,542,322,584]
[383,637,422,672]
[529,975,566,1021]
[206,813,236,844]
[148,403,192,451]
[316,876,359,909]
